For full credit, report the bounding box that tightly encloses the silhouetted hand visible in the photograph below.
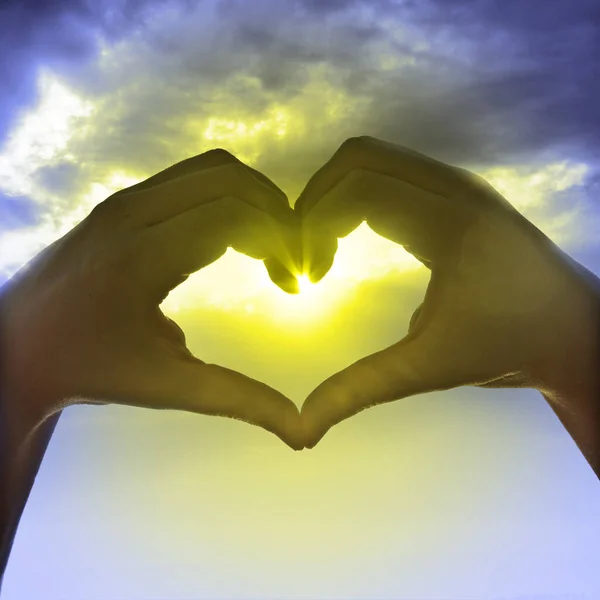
[298,136,600,455]
[1,149,304,450]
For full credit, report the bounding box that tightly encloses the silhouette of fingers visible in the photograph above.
[301,166,464,280]
[100,149,301,293]
[294,136,469,218]
[134,196,299,301]
[110,149,289,205]
[90,353,304,450]
[301,323,473,448]
[120,159,294,229]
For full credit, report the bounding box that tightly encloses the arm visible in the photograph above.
[0,148,304,589]
[1,279,63,587]
[298,136,600,479]
[536,255,600,476]
[0,406,61,589]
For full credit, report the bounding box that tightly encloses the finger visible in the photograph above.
[300,326,468,449]
[264,215,304,293]
[301,167,463,280]
[85,353,304,450]
[134,196,299,301]
[110,148,289,205]
[300,221,338,284]
[294,136,471,217]
[264,256,300,294]
[111,153,293,230]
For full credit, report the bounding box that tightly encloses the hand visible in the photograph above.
[298,136,600,452]
[1,149,304,450]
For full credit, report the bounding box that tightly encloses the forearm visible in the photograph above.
[0,404,62,589]
[541,330,600,478]
[536,256,600,478]
[543,389,600,479]
[0,280,62,587]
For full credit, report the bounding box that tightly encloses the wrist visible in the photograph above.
[531,255,600,475]
[1,283,56,435]
[533,255,600,400]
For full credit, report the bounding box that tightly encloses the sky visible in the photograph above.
[1,0,600,598]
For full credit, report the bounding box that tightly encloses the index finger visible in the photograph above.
[294,136,470,217]
[300,167,464,282]
[111,148,289,204]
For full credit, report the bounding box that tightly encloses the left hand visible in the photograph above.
[1,149,304,450]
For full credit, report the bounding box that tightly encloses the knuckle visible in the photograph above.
[206,147,235,161]
[340,136,366,153]
[89,197,116,219]
[89,196,133,225]
[455,166,489,189]
[347,166,368,183]
[356,134,375,144]
[218,194,242,211]
[225,161,248,183]
[215,195,257,225]
[226,162,256,194]
[338,167,368,197]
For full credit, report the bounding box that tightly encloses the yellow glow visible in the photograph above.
[197,104,293,163]
[160,222,422,329]
[296,274,314,294]
[0,64,593,299]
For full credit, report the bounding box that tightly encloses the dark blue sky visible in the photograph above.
[1,0,599,276]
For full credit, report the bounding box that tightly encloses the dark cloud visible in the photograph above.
[53,1,390,188]
[242,0,600,170]
[378,0,600,166]
[5,0,597,209]
[213,0,600,170]
[293,0,400,15]
[296,0,360,13]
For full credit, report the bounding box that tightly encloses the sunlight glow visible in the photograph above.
[199,103,293,163]
[296,274,315,294]
[160,222,423,327]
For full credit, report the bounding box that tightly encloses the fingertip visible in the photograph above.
[278,404,305,450]
[264,257,300,294]
[302,233,337,283]
[302,424,329,449]
[304,437,321,450]
[299,397,330,449]
[307,256,334,283]
[280,277,301,295]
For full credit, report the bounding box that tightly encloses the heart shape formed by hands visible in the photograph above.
[4,136,583,452]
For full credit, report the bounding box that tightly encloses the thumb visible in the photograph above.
[95,354,304,450]
[300,330,466,448]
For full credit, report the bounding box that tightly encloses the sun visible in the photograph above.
[296,274,315,295]
[159,222,423,326]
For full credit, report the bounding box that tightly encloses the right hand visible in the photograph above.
[297,136,600,449]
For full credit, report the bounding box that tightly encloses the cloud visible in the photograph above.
[1,0,598,284]
[0,0,194,143]
[2,0,598,166]
[0,193,42,230]
[479,161,598,249]
[395,0,600,164]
